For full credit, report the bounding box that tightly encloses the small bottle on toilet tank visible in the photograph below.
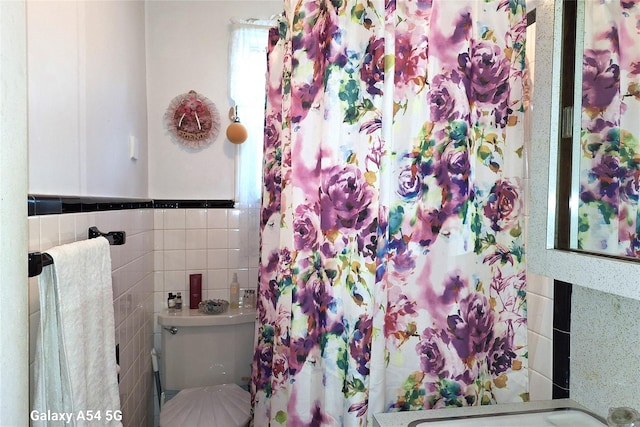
[230,273,240,309]
[175,292,183,310]
[168,292,176,313]
[242,289,252,309]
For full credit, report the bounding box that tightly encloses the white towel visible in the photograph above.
[33,237,122,427]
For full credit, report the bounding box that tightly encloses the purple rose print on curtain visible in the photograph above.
[429,72,468,123]
[361,37,385,96]
[445,293,496,360]
[459,40,512,126]
[484,179,523,232]
[416,328,447,377]
[319,165,375,233]
[294,206,319,251]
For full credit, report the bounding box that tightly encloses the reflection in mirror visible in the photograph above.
[556,0,640,260]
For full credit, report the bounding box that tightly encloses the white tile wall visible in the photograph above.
[152,206,260,331]
[526,273,554,400]
[28,209,155,427]
[152,208,260,347]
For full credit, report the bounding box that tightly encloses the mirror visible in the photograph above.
[555,0,640,261]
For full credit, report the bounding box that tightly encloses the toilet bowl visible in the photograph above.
[159,383,250,427]
[156,308,256,427]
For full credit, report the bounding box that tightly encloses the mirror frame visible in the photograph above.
[527,0,640,300]
[553,0,640,262]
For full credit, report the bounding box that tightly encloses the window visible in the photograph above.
[228,18,275,208]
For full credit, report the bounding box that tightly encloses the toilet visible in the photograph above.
[156,307,256,427]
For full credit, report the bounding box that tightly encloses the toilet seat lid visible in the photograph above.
[160,383,250,427]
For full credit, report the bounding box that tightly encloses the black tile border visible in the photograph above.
[526,8,536,27]
[553,279,572,333]
[552,280,573,399]
[28,195,234,216]
[552,329,570,389]
[552,383,570,399]
[153,199,235,209]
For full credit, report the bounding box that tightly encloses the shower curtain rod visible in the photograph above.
[28,226,126,278]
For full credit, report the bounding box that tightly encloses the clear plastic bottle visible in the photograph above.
[242,289,254,309]
[175,292,182,310]
[250,289,256,309]
[229,273,240,309]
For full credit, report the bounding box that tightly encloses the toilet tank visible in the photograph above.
[158,308,256,390]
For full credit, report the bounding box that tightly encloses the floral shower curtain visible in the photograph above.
[252,1,528,426]
[578,1,640,258]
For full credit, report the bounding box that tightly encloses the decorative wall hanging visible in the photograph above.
[164,90,220,149]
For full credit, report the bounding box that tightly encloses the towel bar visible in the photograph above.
[28,226,126,278]
[88,226,126,245]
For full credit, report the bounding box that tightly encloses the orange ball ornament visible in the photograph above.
[226,121,248,144]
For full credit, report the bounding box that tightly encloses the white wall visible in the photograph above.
[28,0,148,198]
[28,0,282,200]
[0,1,29,425]
[146,0,281,199]
[27,0,284,200]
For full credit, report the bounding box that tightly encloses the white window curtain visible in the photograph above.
[229,18,275,208]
